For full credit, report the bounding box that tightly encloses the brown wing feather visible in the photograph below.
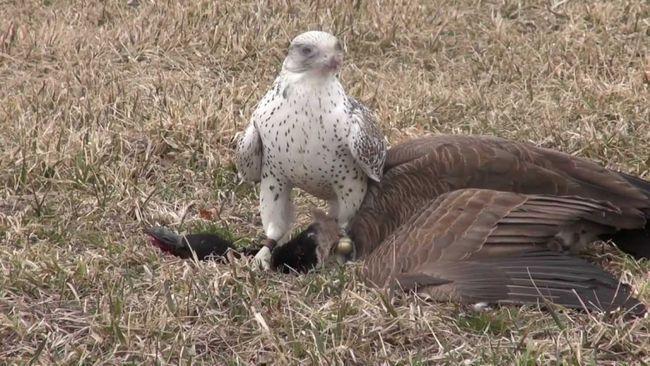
[406,252,645,316]
[386,135,648,205]
[363,189,645,315]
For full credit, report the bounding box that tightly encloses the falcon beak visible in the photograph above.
[325,53,343,72]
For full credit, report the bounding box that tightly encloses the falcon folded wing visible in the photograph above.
[346,97,387,182]
[235,121,263,182]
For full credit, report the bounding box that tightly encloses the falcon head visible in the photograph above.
[283,31,344,76]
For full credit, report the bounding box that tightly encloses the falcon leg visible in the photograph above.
[332,178,367,231]
[327,199,341,225]
[254,177,294,270]
[330,179,367,262]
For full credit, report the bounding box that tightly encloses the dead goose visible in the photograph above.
[301,135,649,315]
[269,187,647,315]
[145,188,647,315]
[149,134,649,314]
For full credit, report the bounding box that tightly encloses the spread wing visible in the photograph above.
[234,121,263,182]
[363,189,645,315]
[346,97,387,182]
[349,134,650,258]
[382,135,648,206]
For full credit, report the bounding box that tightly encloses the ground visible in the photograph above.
[1,0,649,364]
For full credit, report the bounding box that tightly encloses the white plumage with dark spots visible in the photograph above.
[235,30,387,269]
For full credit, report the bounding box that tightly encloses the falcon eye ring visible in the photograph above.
[301,45,314,56]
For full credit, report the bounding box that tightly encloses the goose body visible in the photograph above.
[330,135,649,315]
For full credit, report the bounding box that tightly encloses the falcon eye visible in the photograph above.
[301,45,314,56]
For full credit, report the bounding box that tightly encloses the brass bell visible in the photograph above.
[336,237,353,255]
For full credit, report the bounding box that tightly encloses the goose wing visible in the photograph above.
[350,135,650,258]
[363,189,645,315]
[383,134,648,206]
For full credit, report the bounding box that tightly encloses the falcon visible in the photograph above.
[235,31,387,269]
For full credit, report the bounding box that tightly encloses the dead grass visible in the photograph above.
[1,0,649,364]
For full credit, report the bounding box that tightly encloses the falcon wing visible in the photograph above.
[235,121,263,182]
[346,97,387,182]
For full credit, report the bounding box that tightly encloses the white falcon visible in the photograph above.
[235,31,387,269]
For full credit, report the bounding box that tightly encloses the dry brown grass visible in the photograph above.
[1,0,649,364]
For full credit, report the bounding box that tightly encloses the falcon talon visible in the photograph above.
[253,246,272,271]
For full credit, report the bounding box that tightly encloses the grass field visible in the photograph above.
[1,0,649,364]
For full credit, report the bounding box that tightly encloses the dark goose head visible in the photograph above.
[271,209,340,273]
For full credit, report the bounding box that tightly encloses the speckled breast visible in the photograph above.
[255,80,364,199]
